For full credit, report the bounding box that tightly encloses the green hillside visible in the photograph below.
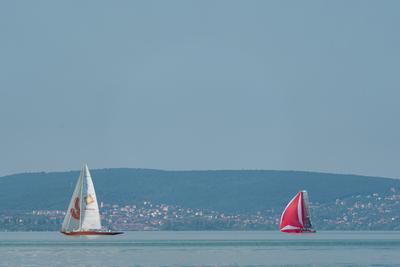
[0,169,399,213]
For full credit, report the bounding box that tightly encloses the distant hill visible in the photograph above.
[1,169,399,214]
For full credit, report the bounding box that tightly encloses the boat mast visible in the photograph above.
[79,165,85,231]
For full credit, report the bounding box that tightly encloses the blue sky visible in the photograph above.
[1,1,399,177]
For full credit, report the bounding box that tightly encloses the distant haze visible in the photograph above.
[0,1,399,177]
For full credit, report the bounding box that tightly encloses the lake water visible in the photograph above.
[1,231,400,267]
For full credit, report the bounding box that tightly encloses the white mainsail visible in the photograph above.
[301,190,313,229]
[80,165,101,230]
[61,164,101,232]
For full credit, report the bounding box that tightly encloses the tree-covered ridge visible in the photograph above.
[1,169,399,213]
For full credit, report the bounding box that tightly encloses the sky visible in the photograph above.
[0,1,399,177]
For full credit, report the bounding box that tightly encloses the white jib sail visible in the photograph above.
[80,164,102,230]
[61,170,84,232]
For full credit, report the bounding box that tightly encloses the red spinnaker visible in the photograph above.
[280,191,315,233]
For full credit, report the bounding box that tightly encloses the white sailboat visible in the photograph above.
[61,164,123,235]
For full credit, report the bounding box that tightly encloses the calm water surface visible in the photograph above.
[0,231,399,267]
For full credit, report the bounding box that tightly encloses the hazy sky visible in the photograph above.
[1,1,399,177]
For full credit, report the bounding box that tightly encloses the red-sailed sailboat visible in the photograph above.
[279,190,316,233]
[61,164,123,236]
